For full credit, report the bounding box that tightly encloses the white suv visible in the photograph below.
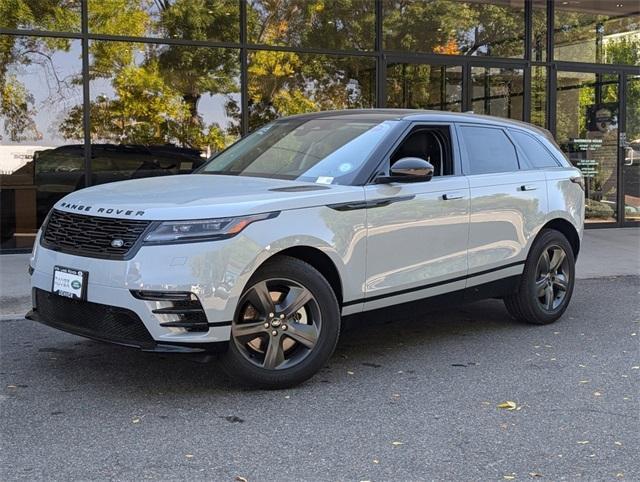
[28,110,585,388]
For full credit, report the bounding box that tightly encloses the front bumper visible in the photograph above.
[26,290,225,353]
[29,230,269,348]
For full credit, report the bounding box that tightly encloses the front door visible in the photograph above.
[362,123,470,312]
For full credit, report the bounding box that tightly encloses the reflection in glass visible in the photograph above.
[87,0,239,43]
[471,67,524,120]
[531,66,547,128]
[624,75,640,222]
[246,51,375,130]
[247,0,375,51]
[554,3,640,65]
[0,1,81,32]
[0,37,83,250]
[531,0,547,61]
[202,118,397,185]
[87,41,240,186]
[556,71,619,223]
[386,63,462,111]
[383,0,525,58]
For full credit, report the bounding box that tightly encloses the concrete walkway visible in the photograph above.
[1,228,638,318]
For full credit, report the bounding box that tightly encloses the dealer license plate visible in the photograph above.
[52,266,87,300]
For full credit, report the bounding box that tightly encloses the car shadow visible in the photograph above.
[20,296,547,400]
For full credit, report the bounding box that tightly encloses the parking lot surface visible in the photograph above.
[1,276,638,481]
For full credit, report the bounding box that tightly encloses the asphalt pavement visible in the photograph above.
[1,276,638,481]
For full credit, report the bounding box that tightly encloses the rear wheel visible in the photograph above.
[504,229,575,325]
[220,256,340,389]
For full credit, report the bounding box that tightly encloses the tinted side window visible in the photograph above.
[510,130,560,168]
[460,126,519,174]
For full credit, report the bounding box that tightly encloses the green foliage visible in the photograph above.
[0,74,38,141]
[2,0,639,155]
[585,199,615,220]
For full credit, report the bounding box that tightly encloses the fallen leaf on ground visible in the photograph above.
[594,391,602,396]
[347,371,355,375]
[391,441,404,446]
[373,459,379,464]
[577,441,590,444]
[529,472,543,477]
[132,417,141,424]
[185,454,194,459]
[497,401,518,410]
[235,477,248,482]
[503,475,516,480]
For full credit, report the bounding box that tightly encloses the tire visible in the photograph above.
[504,229,576,325]
[220,256,341,389]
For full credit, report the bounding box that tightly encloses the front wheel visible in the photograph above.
[504,229,576,325]
[220,256,341,389]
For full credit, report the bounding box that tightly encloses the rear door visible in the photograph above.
[457,123,548,287]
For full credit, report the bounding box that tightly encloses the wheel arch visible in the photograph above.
[538,218,581,258]
[262,246,344,307]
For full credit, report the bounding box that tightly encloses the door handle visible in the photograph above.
[520,185,537,191]
[442,191,464,200]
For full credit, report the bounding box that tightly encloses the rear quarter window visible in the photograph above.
[510,130,561,168]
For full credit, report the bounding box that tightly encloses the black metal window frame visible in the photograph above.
[1,0,639,232]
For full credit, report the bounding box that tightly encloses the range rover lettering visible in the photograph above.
[28,110,585,388]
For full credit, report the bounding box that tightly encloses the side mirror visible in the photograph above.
[376,157,434,183]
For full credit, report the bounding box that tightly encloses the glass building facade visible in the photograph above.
[1,0,639,252]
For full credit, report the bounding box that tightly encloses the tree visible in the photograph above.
[0,1,77,142]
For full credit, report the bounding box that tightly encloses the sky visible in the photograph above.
[1,39,235,148]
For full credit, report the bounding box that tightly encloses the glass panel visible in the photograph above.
[247,0,375,51]
[510,130,559,169]
[383,0,525,58]
[0,1,81,32]
[386,63,463,111]
[471,66,524,120]
[556,71,619,223]
[88,41,240,185]
[531,0,547,61]
[460,126,519,174]
[531,65,547,128]
[88,0,240,43]
[202,119,397,185]
[0,37,83,250]
[554,3,640,65]
[246,51,375,130]
[624,75,640,222]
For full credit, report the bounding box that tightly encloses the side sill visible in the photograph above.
[343,275,521,321]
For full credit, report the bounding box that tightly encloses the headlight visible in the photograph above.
[143,212,278,244]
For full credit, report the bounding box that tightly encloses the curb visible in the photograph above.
[1,313,26,322]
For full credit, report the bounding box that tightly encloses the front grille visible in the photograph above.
[41,209,151,260]
[34,288,154,348]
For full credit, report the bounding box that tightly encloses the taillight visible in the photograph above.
[570,176,585,191]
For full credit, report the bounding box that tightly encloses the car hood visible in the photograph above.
[52,174,363,220]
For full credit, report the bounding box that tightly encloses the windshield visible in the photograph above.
[199,118,397,185]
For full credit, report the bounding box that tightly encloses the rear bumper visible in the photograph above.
[26,289,227,354]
